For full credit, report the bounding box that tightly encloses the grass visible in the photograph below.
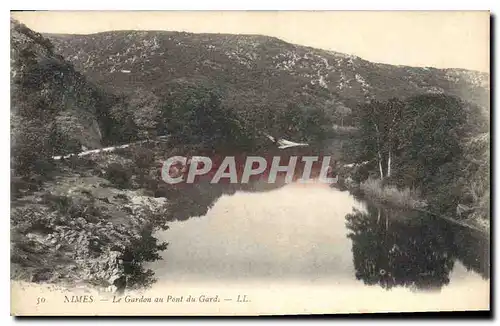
[360,177,427,209]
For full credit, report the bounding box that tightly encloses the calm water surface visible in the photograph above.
[148,182,489,311]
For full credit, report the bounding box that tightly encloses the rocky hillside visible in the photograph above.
[11,19,110,169]
[10,20,172,291]
[47,30,490,121]
[11,142,172,291]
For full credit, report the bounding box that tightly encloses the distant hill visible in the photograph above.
[10,22,490,168]
[46,30,489,123]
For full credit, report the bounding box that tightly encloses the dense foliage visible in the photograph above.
[351,94,490,220]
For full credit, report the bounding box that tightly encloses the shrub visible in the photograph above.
[131,147,155,169]
[63,154,97,171]
[105,163,132,189]
[360,178,427,209]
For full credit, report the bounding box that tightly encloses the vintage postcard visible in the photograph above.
[10,11,490,316]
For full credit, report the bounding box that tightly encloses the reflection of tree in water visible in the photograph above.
[450,226,490,279]
[159,143,335,221]
[162,180,291,222]
[161,171,293,222]
[163,183,228,221]
[156,171,489,290]
[346,206,455,291]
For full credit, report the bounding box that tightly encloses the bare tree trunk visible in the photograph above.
[377,208,381,224]
[387,150,392,177]
[374,124,384,180]
[378,151,384,179]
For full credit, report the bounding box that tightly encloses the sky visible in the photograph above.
[11,11,490,72]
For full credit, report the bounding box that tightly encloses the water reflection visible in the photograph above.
[346,206,455,291]
[151,182,489,293]
[450,226,490,279]
[162,179,290,222]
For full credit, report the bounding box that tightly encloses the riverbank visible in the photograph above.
[359,178,427,209]
[11,146,173,292]
[335,168,489,236]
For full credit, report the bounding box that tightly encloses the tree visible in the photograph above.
[455,133,490,220]
[355,98,404,179]
[269,102,332,143]
[11,114,53,175]
[108,100,139,144]
[277,102,303,139]
[334,103,352,127]
[128,90,162,139]
[162,86,256,152]
[393,95,476,206]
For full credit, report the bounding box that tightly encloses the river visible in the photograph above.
[147,182,489,313]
